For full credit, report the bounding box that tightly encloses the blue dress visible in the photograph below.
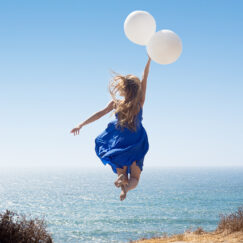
[95,106,149,175]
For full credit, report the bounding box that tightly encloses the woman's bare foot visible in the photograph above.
[114,174,128,188]
[120,185,127,201]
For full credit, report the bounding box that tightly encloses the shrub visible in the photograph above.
[217,207,243,233]
[194,226,204,235]
[0,209,53,243]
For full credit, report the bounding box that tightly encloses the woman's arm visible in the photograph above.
[70,100,114,135]
[140,56,151,108]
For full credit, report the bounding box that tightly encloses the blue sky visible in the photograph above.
[0,0,242,168]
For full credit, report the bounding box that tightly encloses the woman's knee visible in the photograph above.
[116,166,128,175]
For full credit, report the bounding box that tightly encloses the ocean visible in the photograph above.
[0,166,243,242]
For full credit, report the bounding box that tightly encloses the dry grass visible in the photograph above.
[0,209,53,243]
[217,207,243,233]
[132,207,243,243]
[131,231,243,242]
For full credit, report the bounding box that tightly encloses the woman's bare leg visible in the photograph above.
[120,161,141,201]
[114,166,128,188]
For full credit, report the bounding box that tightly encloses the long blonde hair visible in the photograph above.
[109,73,142,131]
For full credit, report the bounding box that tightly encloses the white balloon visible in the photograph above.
[147,30,183,64]
[124,10,156,46]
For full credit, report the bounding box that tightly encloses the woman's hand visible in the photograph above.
[70,124,83,136]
